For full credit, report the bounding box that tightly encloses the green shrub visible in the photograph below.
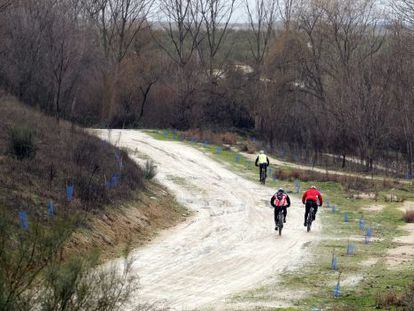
[144,160,157,180]
[0,209,138,310]
[8,126,37,160]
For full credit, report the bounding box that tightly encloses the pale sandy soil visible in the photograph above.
[362,204,385,212]
[386,202,414,266]
[95,130,322,310]
[387,223,414,267]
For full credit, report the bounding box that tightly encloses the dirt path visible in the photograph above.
[96,130,321,310]
[387,201,414,266]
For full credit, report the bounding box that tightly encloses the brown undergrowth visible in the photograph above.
[0,98,187,259]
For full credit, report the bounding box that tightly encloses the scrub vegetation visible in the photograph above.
[0,100,187,310]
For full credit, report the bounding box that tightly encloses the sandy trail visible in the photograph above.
[97,130,321,310]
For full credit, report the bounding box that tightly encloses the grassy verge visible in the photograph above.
[146,129,414,310]
[149,128,413,180]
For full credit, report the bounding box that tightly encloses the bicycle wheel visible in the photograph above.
[260,171,265,184]
[307,208,313,232]
[278,211,284,236]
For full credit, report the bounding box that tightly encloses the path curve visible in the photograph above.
[97,130,321,310]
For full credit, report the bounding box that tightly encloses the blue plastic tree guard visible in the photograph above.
[294,179,300,193]
[66,184,74,202]
[333,282,341,298]
[236,154,241,163]
[19,211,29,230]
[331,255,338,270]
[359,218,365,231]
[48,201,55,218]
[107,173,120,189]
[347,242,355,255]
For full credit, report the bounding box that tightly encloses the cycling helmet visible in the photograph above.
[310,185,317,189]
[260,150,265,154]
[277,188,285,193]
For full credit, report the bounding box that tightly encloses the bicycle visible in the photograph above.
[260,170,266,184]
[276,208,284,236]
[259,165,267,184]
[306,206,315,232]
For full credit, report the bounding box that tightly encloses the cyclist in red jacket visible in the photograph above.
[302,186,323,226]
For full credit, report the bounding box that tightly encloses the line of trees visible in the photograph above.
[0,0,413,176]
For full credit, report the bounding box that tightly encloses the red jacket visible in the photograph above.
[302,188,323,206]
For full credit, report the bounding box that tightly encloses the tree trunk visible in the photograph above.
[138,81,156,121]
[407,141,413,178]
[55,77,62,123]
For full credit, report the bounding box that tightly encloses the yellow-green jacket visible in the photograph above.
[255,153,269,166]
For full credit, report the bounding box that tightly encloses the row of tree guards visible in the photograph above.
[329,202,375,300]
[163,129,414,181]
[18,147,124,230]
[161,130,378,302]
[162,129,377,299]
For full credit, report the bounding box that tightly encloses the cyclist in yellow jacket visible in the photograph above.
[255,150,270,183]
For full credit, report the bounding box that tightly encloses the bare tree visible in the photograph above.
[245,0,276,68]
[115,34,161,127]
[297,1,326,103]
[389,23,414,176]
[157,0,203,67]
[297,0,383,108]
[42,0,87,120]
[198,0,236,80]
[82,0,154,119]
[1,0,63,106]
[391,0,414,27]
[0,0,12,12]
[84,0,154,63]
[320,0,385,170]
[276,0,298,31]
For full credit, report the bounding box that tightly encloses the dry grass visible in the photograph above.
[273,168,401,192]
[180,129,238,146]
[179,129,259,154]
[0,98,143,220]
[375,290,403,308]
[374,286,414,310]
[239,140,256,154]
